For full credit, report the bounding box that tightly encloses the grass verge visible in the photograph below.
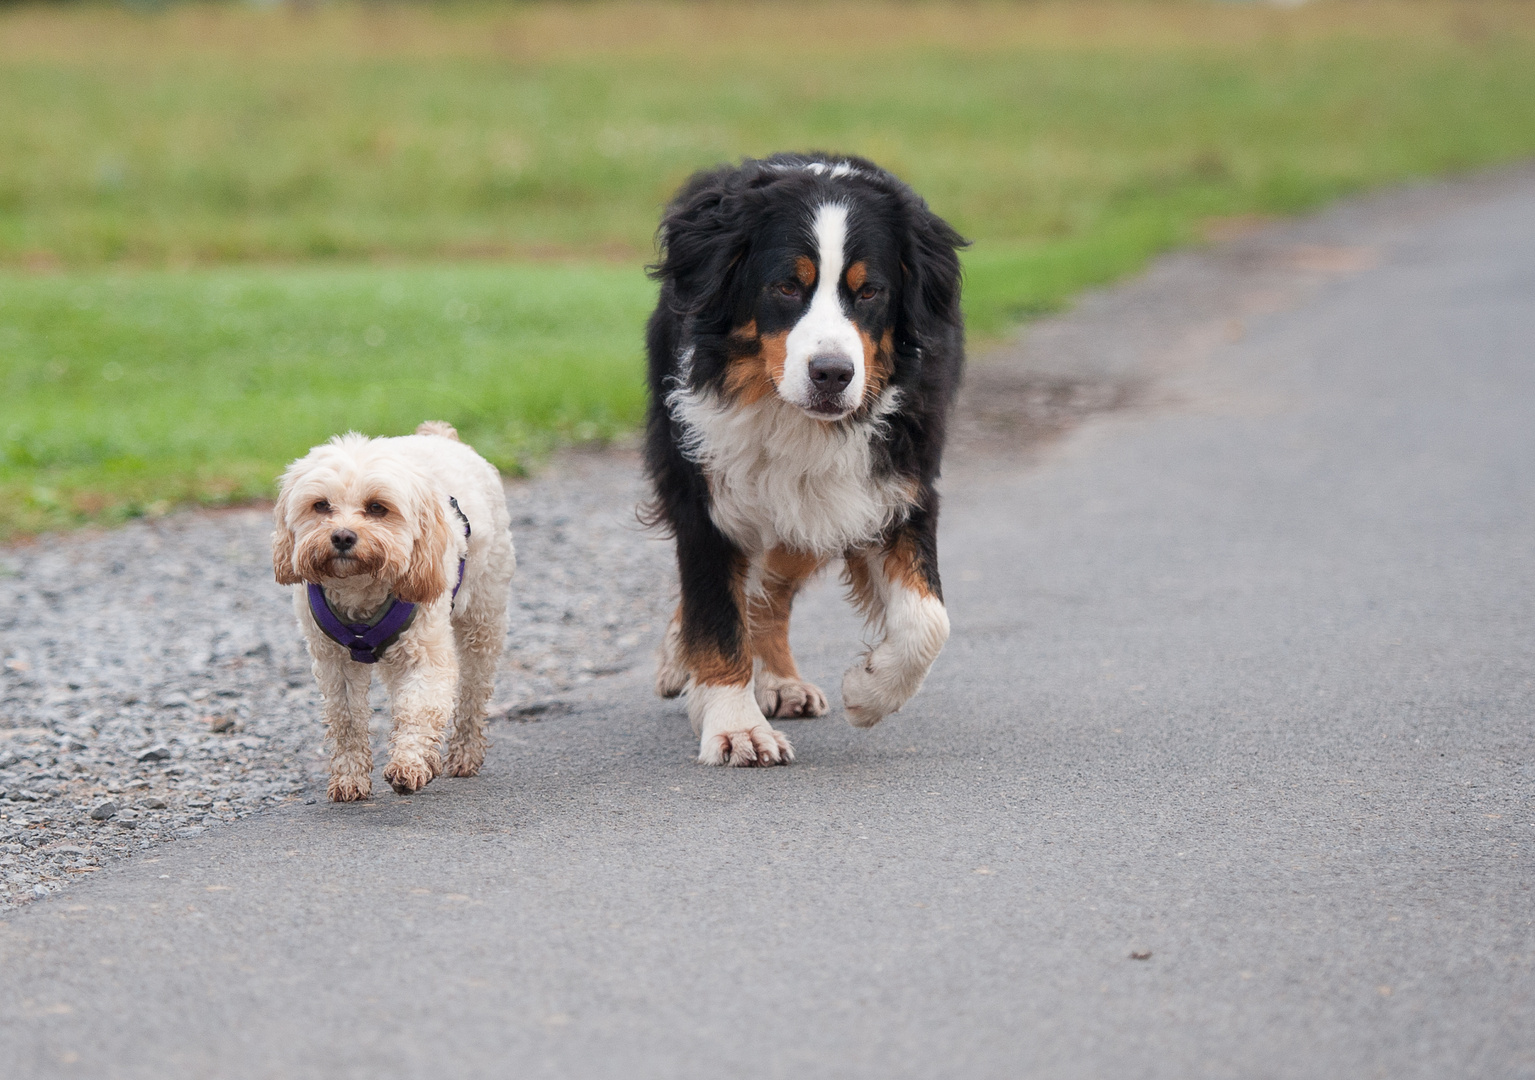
[0,263,654,536]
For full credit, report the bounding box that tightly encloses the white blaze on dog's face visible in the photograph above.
[271,435,451,603]
[709,190,900,423]
[777,203,868,418]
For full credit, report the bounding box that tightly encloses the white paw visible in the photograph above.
[841,656,903,728]
[444,718,488,777]
[842,592,949,727]
[383,750,440,794]
[443,744,484,778]
[327,772,372,802]
[841,645,935,728]
[698,725,794,767]
[754,672,829,719]
[689,683,794,767]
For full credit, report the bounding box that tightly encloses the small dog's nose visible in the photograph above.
[808,355,855,392]
[331,529,358,553]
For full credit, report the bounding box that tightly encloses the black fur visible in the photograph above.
[645,152,966,670]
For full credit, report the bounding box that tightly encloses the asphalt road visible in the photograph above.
[3,171,1534,1079]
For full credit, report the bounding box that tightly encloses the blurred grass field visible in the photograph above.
[2,0,1535,536]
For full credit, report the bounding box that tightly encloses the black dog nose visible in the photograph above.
[331,529,357,553]
[808,355,855,391]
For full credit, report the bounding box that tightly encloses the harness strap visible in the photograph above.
[448,496,470,603]
[308,585,417,664]
[308,496,472,664]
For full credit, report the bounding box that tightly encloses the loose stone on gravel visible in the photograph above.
[0,448,676,911]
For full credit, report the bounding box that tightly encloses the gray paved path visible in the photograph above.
[3,171,1534,1078]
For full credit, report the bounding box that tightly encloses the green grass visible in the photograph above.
[0,263,654,534]
[2,1,1535,535]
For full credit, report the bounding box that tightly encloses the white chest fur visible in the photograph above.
[668,385,913,556]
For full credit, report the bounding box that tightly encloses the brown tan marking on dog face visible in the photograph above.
[723,320,773,406]
[845,261,868,292]
[724,320,792,406]
[761,330,789,387]
[723,320,787,407]
[794,255,816,288]
[859,328,896,404]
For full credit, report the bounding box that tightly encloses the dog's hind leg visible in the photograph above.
[315,645,376,802]
[841,495,950,728]
[379,615,457,794]
[655,607,689,699]
[749,546,829,719]
[445,609,505,778]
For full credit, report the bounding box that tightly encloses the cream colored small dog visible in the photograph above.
[272,421,515,802]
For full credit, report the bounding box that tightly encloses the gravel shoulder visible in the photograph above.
[0,451,673,909]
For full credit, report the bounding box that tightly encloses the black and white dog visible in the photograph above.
[645,153,967,766]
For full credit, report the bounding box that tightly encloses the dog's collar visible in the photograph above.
[307,497,471,664]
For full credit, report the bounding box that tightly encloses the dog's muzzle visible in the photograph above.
[804,353,856,417]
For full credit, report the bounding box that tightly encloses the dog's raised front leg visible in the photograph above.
[749,546,828,719]
[379,615,458,794]
[312,639,376,802]
[445,607,506,778]
[675,517,792,767]
[841,497,950,728]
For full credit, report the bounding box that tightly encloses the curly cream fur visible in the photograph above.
[273,424,515,801]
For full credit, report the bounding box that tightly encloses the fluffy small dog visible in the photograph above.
[645,153,966,766]
[272,421,515,802]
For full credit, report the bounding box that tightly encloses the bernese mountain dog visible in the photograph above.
[645,152,966,766]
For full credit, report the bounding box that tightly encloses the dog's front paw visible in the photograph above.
[689,683,793,767]
[327,773,373,802]
[755,674,828,719]
[383,752,439,795]
[699,724,794,767]
[842,655,907,728]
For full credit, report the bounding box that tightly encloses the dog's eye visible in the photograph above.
[313,500,332,514]
[857,285,881,302]
[366,502,388,516]
[776,281,799,298]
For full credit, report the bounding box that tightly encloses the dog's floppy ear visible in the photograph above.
[896,192,967,359]
[393,493,452,605]
[649,162,762,323]
[271,474,303,586]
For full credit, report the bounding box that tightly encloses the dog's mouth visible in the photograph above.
[802,399,853,421]
[322,553,369,578]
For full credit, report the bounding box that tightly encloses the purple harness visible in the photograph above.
[307,497,470,664]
